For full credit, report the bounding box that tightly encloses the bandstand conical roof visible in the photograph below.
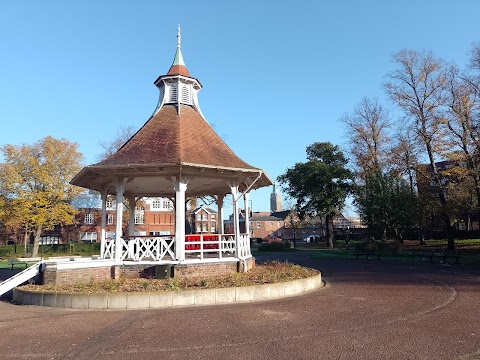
[71,27,272,197]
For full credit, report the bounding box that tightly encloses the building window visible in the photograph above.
[211,215,216,221]
[135,212,144,224]
[85,213,94,225]
[196,214,201,221]
[162,199,173,210]
[202,214,208,221]
[256,221,261,228]
[106,199,115,209]
[135,206,144,224]
[39,236,59,245]
[270,221,273,226]
[197,224,201,233]
[211,224,216,233]
[107,214,114,225]
[152,199,162,209]
[80,232,97,242]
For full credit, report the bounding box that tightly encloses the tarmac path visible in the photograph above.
[0,252,479,360]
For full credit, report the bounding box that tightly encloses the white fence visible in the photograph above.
[0,261,43,296]
[103,233,251,262]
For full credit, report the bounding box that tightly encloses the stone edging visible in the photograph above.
[13,273,322,309]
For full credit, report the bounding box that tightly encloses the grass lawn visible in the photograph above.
[307,239,480,264]
[0,259,43,270]
[3,239,480,268]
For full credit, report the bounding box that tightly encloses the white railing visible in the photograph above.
[121,236,175,261]
[103,233,251,262]
[104,240,115,259]
[0,261,43,296]
[238,234,251,259]
[184,234,237,260]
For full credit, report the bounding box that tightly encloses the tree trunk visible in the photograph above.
[425,140,455,250]
[326,215,334,249]
[32,226,42,257]
[23,231,29,253]
[444,215,455,251]
[419,228,426,245]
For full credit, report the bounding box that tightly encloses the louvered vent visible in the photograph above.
[169,85,177,102]
[181,85,190,104]
[158,86,164,101]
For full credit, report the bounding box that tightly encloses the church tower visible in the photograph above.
[270,182,282,213]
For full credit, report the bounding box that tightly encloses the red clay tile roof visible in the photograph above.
[167,65,191,77]
[95,104,258,170]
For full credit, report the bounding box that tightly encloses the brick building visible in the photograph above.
[225,209,365,242]
[76,197,176,243]
[190,206,218,234]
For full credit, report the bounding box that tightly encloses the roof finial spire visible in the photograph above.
[171,25,185,67]
[177,24,181,49]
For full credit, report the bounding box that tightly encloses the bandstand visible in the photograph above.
[66,27,273,281]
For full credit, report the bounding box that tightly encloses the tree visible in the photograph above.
[341,97,391,178]
[444,65,480,213]
[0,136,83,256]
[384,49,456,249]
[98,125,136,161]
[468,43,480,95]
[354,171,419,241]
[389,128,419,193]
[278,142,353,248]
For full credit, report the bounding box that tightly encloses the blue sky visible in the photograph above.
[1,1,479,214]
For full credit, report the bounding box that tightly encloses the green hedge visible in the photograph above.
[0,242,101,258]
[354,240,402,256]
[258,241,293,252]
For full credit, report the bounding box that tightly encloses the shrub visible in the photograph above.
[0,246,14,258]
[258,241,292,252]
[354,240,401,256]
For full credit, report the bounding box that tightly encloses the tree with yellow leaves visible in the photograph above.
[0,136,83,256]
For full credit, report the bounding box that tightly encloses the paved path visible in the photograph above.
[1,253,479,359]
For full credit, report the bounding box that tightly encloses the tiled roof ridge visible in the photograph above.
[167,65,191,77]
[178,104,185,163]
[176,105,257,169]
[93,105,257,170]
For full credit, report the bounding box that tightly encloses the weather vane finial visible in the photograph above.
[177,24,181,48]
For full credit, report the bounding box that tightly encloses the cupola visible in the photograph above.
[152,25,204,117]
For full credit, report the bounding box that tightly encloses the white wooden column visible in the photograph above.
[229,182,240,258]
[216,195,224,235]
[173,176,188,261]
[127,195,136,237]
[243,192,250,237]
[115,179,125,263]
[100,189,107,259]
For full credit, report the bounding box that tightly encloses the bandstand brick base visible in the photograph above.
[42,258,256,286]
[43,266,112,285]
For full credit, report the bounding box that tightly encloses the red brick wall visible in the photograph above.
[43,266,112,285]
[42,258,256,284]
[173,258,255,278]
[116,265,156,279]
[174,262,238,278]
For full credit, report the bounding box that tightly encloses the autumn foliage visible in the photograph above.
[0,136,83,256]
